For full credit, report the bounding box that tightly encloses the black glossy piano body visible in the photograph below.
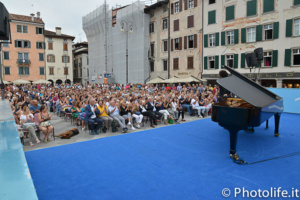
[211,66,284,160]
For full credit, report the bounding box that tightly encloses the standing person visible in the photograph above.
[84,98,103,135]
[108,100,128,133]
[20,105,40,146]
[38,105,54,143]
[97,100,113,133]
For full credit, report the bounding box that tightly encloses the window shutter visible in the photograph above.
[204,56,207,70]
[226,5,235,21]
[184,36,187,49]
[247,0,257,17]
[36,42,38,49]
[68,56,70,63]
[234,29,239,44]
[15,40,17,47]
[179,37,182,50]
[221,31,225,46]
[215,56,219,69]
[256,25,262,41]
[179,0,182,12]
[272,50,278,67]
[171,39,173,51]
[263,0,274,13]
[255,61,261,68]
[194,34,197,48]
[43,42,45,49]
[191,15,194,27]
[241,28,246,43]
[171,3,174,14]
[215,32,219,46]
[286,19,293,37]
[234,54,239,68]
[221,55,225,68]
[295,0,300,5]
[47,55,49,62]
[53,55,55,62]
[208,10,216,24]
[284,49,291,66]
[194,0,197,7]
[28,41,31,48]
[241,53,245,68]
[62,56,64,62]
[184,0,188,10]
[36,27,38,34]
[204,34,208,47]
[273,22,279,39]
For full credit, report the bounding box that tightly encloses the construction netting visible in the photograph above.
[82,1,150,84]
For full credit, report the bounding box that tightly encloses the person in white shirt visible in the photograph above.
[108,100,128,133]
[20,105,40,146]
[191,95,205,118]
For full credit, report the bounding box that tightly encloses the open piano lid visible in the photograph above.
[217,66,282,108]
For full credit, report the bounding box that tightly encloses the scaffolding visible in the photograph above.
[82,1,150,84]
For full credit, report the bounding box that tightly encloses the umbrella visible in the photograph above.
[1,80,10,84]
[33,79,51,84]
[147,77,165,84]
[161,77,179,83]
[12,79,31,84]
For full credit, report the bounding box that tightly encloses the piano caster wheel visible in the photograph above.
[230,153,239,161]
[275,133,279,137]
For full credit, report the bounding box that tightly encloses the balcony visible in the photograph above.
[17,59,31,65]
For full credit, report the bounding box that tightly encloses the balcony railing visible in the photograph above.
[17,59,31,65]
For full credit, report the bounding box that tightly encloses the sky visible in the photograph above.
[1,0,143,43]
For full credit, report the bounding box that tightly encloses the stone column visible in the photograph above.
[276,79,283,88]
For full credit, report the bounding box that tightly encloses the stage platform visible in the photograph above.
[25,113,300,200]
[0,100,38,200]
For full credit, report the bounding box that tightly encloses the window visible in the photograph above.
[48,55,55,62]
[18,67,29,75]
[62,55,69,63]
[208,10,216,24]
[64,67,69,75]
[263,51,272,67]
[63,43,68,51]
[247,0,257,17]
[188,35,194,48]
[18,52,29,60]
[227,31,234,45]
[263,0,274,13]
[15,40,31,48]
[294,19,300,36]
[174,19,180,31]
[163,60,168,71]
[293,49,300,65]
[174,2,180,13]
[150,43,155,57]
[174,38,180,50]
[264,24,273,40]
[163,40,168,52]
[36,27,44,34]
[247,27,256,42]
[187,57,194,69]
[188,0,194,9]
[48,42,53,50]
[295,0,300,5]
[39,53,44,61]
[17,25,28,33]
[226,55,234,67]
[150,61,154,72]
[162,18,168,30]
[48,38,52,41]
[150,22,155,33]
[49,67,54,75]
[4,67,10,75]
[173,58,179,70]
[2,40,9,47]
[226,5,235,21]
[209,0,215,4]
[39,67,45,75]
[209,34,215,47]
[208,56,215,69]
[187,15,194,28]
[36,42,45,49]
[4,52,9,60]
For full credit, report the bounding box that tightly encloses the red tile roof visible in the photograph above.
[10,13,44,24]
[44,30,75,40]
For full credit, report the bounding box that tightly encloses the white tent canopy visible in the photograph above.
[32,79,51,84]
[161,77,179,83]
[12,79,31,84]
[2,80,10,84]
[179,77,207,83]
[147,77,165,84]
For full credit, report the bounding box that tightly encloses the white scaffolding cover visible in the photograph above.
[82,1,150,84]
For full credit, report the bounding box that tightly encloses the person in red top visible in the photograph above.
[172,85,177,90]
[166,84,171,91]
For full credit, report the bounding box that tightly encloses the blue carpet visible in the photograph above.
[25,113,300,200]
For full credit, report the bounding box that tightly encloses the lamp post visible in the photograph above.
[120,20,134,84]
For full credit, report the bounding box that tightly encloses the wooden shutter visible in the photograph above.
[247,0,257,17]
[263,0,274,13]
[286,19,293,37]
[64,43,68,51]
[208,10,216,24]
[234,54,239,68]
[221,31,225,46]
[256,25,262,41]
[171,39,173,51]
[194,0,197,7]
[174,20,179,31]
[179,0,182,12]
[234,29,239,44]
[226,5,235,21]
[68,56,70,63]
[215,32,219,46]
[204,56,207,70]
[184,36,187,49]
[47,55,49,62]
[273,22,279,39]
[49,42,53,50]
[171,3,174,14]
[36,42,39,49]
[215,56,219,69]
[15,40,17,47]
[241,53,246,68]
[53,55,55,62]
[241,28,246,43]
[179,37,182,50]
[272,50,278,67]
[284,49,291,66]
[191,15,194,27]
[174,58,179,70]
[194,34,197,48]
[184,0,188,10]
[62,56,64,62]
[221,55,225,68]
[204,34,208,47]
[36,27,39,34]
[188,57,194,69]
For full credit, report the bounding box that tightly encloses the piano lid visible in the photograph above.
[217,66,282,108]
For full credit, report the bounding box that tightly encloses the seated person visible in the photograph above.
[97,99,113,133]
[84,98,103,135]
[120,100,135,130]
[30,100,41,115]
[20,105,40,146]
[38,105,54,143]
[155,97,174,125]
[108,100,128,133]
[71,101,79,125]
[77,101,86,131]
[139,100,157,128]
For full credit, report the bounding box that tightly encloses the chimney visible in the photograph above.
[30,13,35,21]
[36,12,40,18]
[56,27,61,35]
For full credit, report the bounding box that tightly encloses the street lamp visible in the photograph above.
[120,20,134,84]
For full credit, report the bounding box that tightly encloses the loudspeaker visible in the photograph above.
[0,2,10,40]
[246,53,257,68]
[254,48,264,61]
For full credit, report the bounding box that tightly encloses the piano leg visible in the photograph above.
[229,128,239,160]
[274,113,280,137]
[265,120,269,130]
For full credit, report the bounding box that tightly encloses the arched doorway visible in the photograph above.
[65,79,71,85]
[48,79,54,86]
[56,79,62,85]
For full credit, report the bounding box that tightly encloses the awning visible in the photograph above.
[32,79,51,84]
[147,77,165,84]
[12,79,31,84]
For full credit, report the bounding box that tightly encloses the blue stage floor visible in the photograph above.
[25,113,300,200]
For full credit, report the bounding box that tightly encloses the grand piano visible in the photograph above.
[212,66,284,161]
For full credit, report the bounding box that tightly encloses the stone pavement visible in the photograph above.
[23,112,209,152]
